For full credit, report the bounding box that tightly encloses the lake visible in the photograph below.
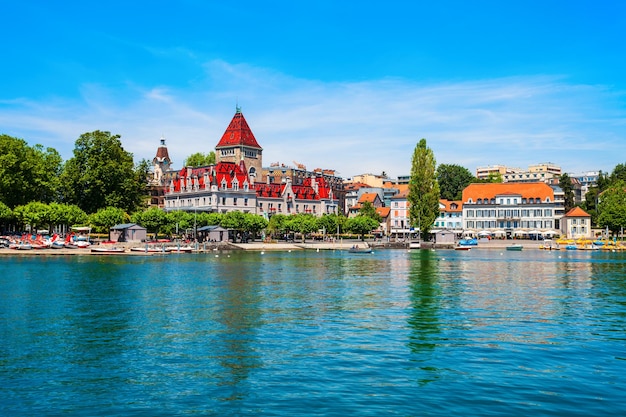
[1,249,625,416]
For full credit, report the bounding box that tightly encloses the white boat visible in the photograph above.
[166,245,194,253]
[130,246,168,253]
[506,244,524,251]
[91,247,126,254]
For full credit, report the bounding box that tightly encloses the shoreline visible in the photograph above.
[0,239,556,256]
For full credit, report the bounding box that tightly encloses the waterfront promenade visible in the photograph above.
[0,239,546,255]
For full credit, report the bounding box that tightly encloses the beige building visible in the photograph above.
[560,207,592,239]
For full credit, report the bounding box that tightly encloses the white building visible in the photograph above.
[462,182,557,238]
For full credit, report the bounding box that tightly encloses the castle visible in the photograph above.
[152,108,345,217]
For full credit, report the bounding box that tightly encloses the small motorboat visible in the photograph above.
[506,244,523,251]
[348,246,372,253]
[455,245,471,251]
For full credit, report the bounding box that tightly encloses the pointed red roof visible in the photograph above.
[563,207,591,218]
[215,109,262,150]
[153,137,171,163]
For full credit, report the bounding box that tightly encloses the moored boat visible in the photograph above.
[506,244,523,251]
[348,246,372,253]
[91,247,126,254]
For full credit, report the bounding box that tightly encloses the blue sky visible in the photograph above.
[2,1,625,179]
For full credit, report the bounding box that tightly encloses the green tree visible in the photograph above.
[89,207,129,234]
[13,202,52,232]
[267,214,290,238]
[317,213,346,236]
[597,181,626,235]
[196,212,223,227]
[346,216,379,241]
[287,214,319,243]
[359,201,382,222]
[48,203,88,230]
[611,163,626,183]
[0,135,62,208]
[437,164,475,200]
[184,152,216,167]
[242,213,269,241]
[221,211,246,241]
[408,138,440,241]
[558,173,575,212]
[60,130,147,214]
[132,207,168,238]
[0,201,13,229]
[163,211,193,237]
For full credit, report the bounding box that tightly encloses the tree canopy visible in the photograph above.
[59,131,148,214]
[437,164,475,200]
[0,135,62,208]
[597,180,626,235]
[408,138,440,241]
[184,152,216,167]
[558,173,575,212]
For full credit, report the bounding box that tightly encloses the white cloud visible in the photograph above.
[1,62,625,178]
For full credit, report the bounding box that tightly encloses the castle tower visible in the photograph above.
[215,107,263,183]
[152,136,172,185]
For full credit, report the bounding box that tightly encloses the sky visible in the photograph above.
[1,0,625,179]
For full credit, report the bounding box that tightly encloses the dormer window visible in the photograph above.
[233,179,239,191]
[221,179,227,190]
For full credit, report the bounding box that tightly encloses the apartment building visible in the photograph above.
[462,182,557,238]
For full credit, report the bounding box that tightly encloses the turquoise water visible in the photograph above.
[1,249,625,416]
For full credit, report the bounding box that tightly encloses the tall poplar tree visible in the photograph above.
[558,173,575,212]
[408,138,440,241]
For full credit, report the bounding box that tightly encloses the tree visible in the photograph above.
[89,207,129,234]
[184,152,216,167]
[437,164,475,200]
[317,213,346,236]
[345,216,379,241]
[408,138,440,241]
[267,214,290,238]
[359,201,382,222]
[60,130,148,214]
[611,163,626,183]
[13,202,52,232]
[597,181,626,235]
[163,211,193,237]
[221,211,246,241]
[287,214,319,243]
[48,203,88,230]
[0,201,12,232]
[558,173,575,212]
[242,213,269,241]
[0,135,62,208]
[131,207,168,238]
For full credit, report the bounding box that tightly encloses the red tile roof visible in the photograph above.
[215,110,262,150]
[358,193,379,203]
[376,207,390,218]
[171,162,250,192]
[440,199,462,212]
[462,182,554,202]
[563,207,591,218]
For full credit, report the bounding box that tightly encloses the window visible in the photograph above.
[234,198,238,206]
